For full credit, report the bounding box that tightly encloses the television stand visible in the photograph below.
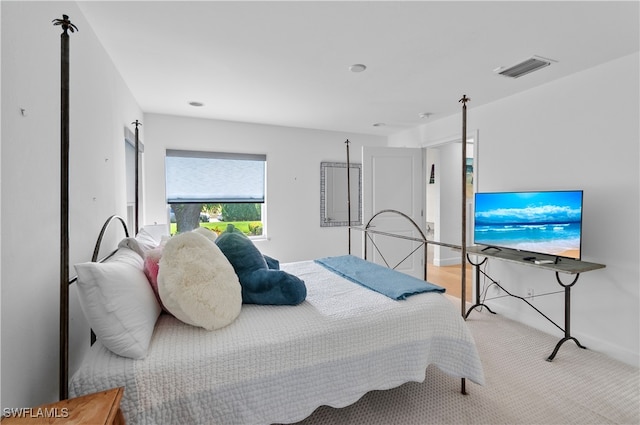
[465,246,606,361]
[481,245,502,253]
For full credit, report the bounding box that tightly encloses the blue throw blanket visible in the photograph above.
[315,255,445,300]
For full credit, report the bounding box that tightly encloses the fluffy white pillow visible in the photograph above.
[74,247,161,359]
[158,231,241,330]
[192,226,218,243]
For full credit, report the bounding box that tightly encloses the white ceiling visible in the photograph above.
[78,1,639,136]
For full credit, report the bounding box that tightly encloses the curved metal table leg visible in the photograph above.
[547,336,587,361]
[546,272,586,361]
[464,255,497,319]
[465,303,496,319]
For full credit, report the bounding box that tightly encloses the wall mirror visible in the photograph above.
[320,162,362,227]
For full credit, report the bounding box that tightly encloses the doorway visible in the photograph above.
[424,133,477,299]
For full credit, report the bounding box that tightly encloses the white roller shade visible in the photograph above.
[166,150,266,204]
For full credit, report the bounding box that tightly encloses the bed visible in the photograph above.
[61,147,483,425]
[54,17,481,423]
[68,223,484,425]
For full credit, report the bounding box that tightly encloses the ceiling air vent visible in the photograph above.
[495,55,556,78]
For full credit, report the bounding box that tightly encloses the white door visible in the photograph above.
[362,146,424,279]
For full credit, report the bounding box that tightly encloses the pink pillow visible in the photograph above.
[144,246,169,312]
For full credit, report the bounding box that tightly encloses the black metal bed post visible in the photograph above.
[345,139,352,254]
[459,95,470,319]
[133,120,142,235]
[53,14,77,402]
[459,94,470,396]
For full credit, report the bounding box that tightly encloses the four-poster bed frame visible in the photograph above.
[56,15,484,422]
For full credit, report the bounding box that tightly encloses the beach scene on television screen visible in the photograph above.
[474,191,582,259]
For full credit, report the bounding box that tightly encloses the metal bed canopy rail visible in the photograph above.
[350,209,462,282]
[67,215,130,288]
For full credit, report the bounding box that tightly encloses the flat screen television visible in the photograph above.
[473,190,583,260]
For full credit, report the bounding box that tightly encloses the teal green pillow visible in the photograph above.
[215,225,306,305]
[264,255,280,270]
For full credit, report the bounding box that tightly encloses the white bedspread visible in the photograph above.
[70,260,484,424]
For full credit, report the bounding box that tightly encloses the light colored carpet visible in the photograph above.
[293,306,639,425]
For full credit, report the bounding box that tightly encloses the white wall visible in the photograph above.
[1,1,143,409]
[389,53,640,367]
[143,113,387,262]
[436,142,463,265]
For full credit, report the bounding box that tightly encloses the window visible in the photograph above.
[165,149,266,236]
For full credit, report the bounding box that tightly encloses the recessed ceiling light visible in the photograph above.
[188,101,204,107]
[419,112,432,119]
[349,64,367,73]
[372,122,386,127]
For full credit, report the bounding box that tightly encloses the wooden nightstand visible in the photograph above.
[2,387,125,424]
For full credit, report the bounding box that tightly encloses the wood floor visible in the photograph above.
[421,233,473,300]
[426,262,472,300]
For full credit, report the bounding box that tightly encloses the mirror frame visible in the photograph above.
[320,162,362,227]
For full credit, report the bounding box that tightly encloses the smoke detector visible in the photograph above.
[494,55,556,78]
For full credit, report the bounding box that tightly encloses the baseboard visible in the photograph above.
[573,330,640,367]
[480,299,639,368]
[433,257,461,267]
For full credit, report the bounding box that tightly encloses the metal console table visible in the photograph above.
[464,245,605,361]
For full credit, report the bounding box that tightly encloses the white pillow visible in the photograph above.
[135,226,162,252]
[140,224,170,243]
[74,247,161,359]
[117,237,145,258]
[158,231,242,330]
